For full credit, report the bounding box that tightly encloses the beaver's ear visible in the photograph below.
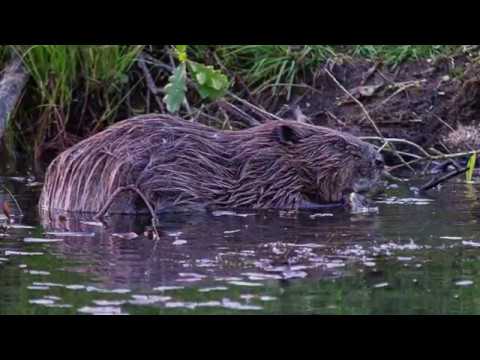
[273,125,300,145]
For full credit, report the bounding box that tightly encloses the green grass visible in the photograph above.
[349,45,455,64]
[191,45,459,100]
[9,45,144,110]
[193,45,337,99]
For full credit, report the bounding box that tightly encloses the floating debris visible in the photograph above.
[28,270,51,276]
[80,221,104,227]
[282,270,308,279]
[27,286,50,291]
[212,211,254,218]
[228,281,263,287]
[78,306,127,315]
[377,197,434,206]
[309,213,334,219]
[112,232,138,240]
[5,250,43,256]
[9,224,36,230]
[167,231,183,237]
[221,298,263,311]
[33,282,64,288]
[93,300,127,306]
[198,286,228,293]
[65,285,85,290]
[45,231,95,237]
[24,238,63,243]
[462,241,480,247]
[224,229,241,235]
[153,286,184,292]
[85,286,131,294]
[29,298,55,305]
[172,239,188,246]
[128,295,172,305]
[242,272,283,281]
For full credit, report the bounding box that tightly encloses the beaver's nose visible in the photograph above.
[374,153,385,169]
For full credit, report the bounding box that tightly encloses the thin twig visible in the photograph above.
[0,184,23,217]
[216,100,261,127]
[361,136,433,159]
[324,68,415,173]
[137,53,165,112]
[228,92,284,122]
[94,185,160,240]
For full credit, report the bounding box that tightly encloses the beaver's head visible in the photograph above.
[271,122,385,205]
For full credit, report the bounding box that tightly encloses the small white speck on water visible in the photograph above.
[45,231,95,237]
[228,281,263,287]
[28,286,50,291]
[373,282,389,289]
[29,299,55,305]
[24,238,63,243]
[441,236,463,240]
[112,232,138,240]
[28,270,51,276]
[198,287,228,293]
[172,240,188,246]
[309,213,334,219]
[9,224,35,230]
[167,231,183,237]
[65,285,85,290]
[80,221,104,227]
[6,251,43,256]
[224,229,241,235]
[455,280,474,287]
[78,306,127,315]
[85,286,131,294]
[462,241,480,247]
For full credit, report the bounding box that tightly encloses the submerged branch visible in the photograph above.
[420,167,468,192]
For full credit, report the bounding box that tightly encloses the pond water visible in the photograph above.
[2,170,480,315]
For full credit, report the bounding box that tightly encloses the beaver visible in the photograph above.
[38,114,384,214]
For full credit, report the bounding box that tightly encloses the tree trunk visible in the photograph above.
[0,54,29,141]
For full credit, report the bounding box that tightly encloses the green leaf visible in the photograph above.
[188,61,229,100]
[175,45,188,63]
[466,152,477,183]
[163,63,187,113]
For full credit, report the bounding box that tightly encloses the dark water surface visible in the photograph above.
[2,171,480,315]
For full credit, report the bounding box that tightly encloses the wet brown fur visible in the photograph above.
[39,114,384,214]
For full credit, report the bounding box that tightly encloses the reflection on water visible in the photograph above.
[2,174,480,314]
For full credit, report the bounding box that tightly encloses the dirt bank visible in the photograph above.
[268,55,480,151]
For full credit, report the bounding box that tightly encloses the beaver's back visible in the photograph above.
[38,114,221,214]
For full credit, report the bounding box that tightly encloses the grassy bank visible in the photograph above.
[0,45,467,169]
